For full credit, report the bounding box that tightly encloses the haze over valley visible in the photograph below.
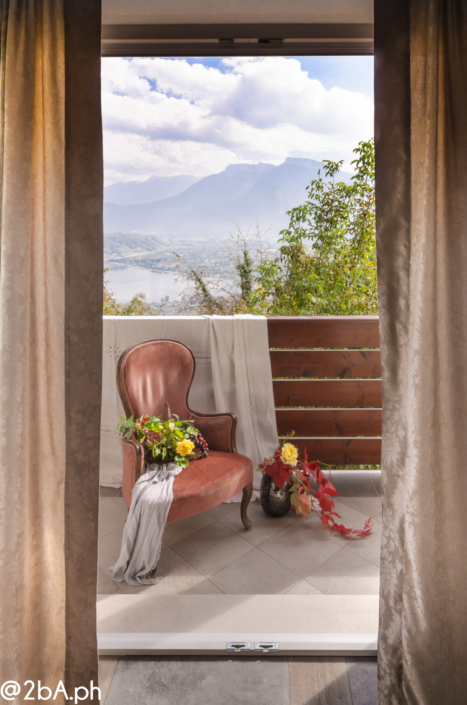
[102,55,373,306]
[104,157,351,237]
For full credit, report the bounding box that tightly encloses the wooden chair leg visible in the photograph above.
[241,484,253,531]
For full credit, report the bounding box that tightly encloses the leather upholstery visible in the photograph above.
[118,339,235,452]
[118,340,253,517]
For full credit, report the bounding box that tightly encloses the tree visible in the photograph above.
[236,248,254,300]
[174,222,272,315]
[250,139,377,315]
[103,268,155,316]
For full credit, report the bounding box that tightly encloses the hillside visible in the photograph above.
[104,174,200,206]
[104,158,353,239]
[104,233,167,258]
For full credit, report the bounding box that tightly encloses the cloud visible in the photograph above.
[102,57,373,185]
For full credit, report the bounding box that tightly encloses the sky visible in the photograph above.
[102,56,374,186]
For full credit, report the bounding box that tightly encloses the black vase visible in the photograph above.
[260,473,291,518]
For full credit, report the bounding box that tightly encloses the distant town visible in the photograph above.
[104,157,352,310]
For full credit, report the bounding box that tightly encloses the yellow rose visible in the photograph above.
[176,439,195,457]
[281,442,298,467]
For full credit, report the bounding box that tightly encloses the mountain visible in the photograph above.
[104,233,166,258]
[103,159,353,238]
[104,174,200,206]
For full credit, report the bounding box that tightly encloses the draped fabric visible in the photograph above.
[110,463,182,586]
[0,0,103,700]
[209,315,279,478]
[375,1,467,702]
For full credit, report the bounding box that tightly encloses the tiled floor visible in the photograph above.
[99,655,378,705]
[98,471,382,596]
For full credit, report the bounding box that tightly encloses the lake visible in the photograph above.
[105,266,183,303]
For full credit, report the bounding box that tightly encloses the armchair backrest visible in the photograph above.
[117,339,195,420]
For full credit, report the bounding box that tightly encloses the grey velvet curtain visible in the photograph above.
[0,0,103,699]
[375,1,467,703]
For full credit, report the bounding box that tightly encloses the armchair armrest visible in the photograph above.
[189,412,237,453]
[122,438,145,508]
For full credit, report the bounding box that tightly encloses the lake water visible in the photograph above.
[106,266,182,303]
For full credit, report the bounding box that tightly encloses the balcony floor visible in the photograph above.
[98,471,381,597]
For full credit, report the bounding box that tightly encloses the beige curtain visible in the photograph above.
[375,1,467,702]
[0,0,102,700]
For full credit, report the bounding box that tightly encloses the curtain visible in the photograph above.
[375,1,467,702]
[0,0,102,700]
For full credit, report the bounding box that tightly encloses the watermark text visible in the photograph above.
[1,680,100,702]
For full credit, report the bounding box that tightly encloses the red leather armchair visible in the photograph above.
[117,339,253,529]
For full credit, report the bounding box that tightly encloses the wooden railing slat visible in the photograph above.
[267,316,380,349]
[270,350,381,379]
[273,379,382,408]
[267,316,382,465]
[276,408,382,437]
[282,437,382,465]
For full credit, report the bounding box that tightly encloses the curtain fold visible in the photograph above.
[0,0,102,700]
[375,1,467,702]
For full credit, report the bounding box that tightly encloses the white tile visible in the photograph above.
[297,501,373,547]
[117,547,206,595]
[258,522,342,578]
[99,526,125,577]
[98,568,123,595]
[305,548,380,595]
[209,548,301,595]
[218,501,296,546]
[110,496,128,512]
[368,471,382,497]
[286,580,324,595]
[171,521,254,578]
[343,519,382,568]
[98,499,128,537]
[327,471,379,498]
[100,486,122,498]
[97,594,379,635]
[184,579,224,595]
[339,496,382,522]
[162,512,214,547]
[204,502,240,521]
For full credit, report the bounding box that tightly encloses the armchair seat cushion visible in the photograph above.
[167,451,253,523]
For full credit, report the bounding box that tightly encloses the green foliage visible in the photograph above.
[236,248,254,300]
[250,139,377,315]
[117,414,200,469]
[103,268,155,316]
[174,224,269,315]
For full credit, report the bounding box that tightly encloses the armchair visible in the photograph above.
[117,339,253,530]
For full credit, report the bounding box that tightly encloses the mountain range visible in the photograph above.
[104,158,353,239]
[104,174,200,206]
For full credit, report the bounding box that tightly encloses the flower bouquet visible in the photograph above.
[117,414,208,469]
[258,442,372,538]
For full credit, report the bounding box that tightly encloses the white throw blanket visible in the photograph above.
[110,463,182,586]
[100,315,279,495]
[209,315,279,500]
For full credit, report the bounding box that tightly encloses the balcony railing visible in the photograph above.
[267,316,382,466]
